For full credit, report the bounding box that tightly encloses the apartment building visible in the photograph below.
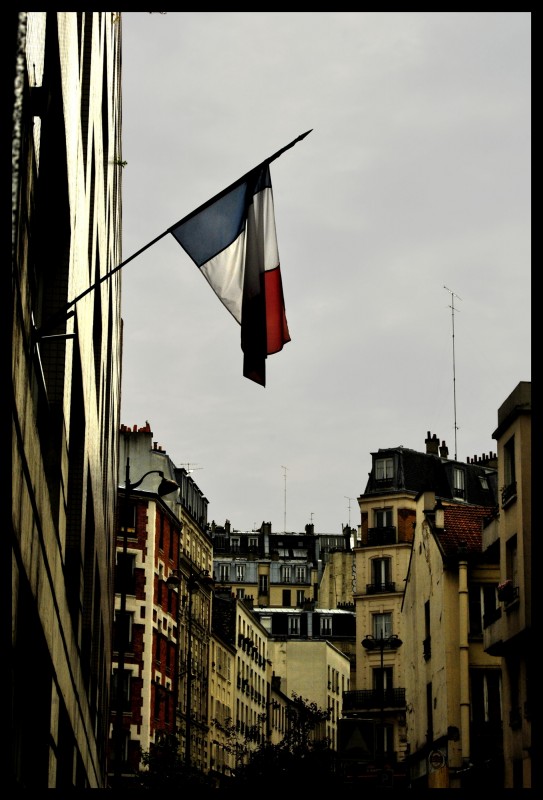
[12,12,122,789]
[110,425,213,784]
[483,381,532,788]
[341,434,498,789]
[402,494,502,788]
[211,520,347,607]
[266,638,351,752]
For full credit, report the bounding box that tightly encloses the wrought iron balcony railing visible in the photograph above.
[366,582,396,594]
[367,527,397,546]
[342,688,406,712]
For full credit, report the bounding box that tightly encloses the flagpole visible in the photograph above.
[35,230,170,338]
[35,131,312,338]
[166,130,313,232]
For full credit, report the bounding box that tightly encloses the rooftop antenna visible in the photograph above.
[179,463,203,473]
[281,466,288,533]
[444,286,462,460]
[344,496,355,527]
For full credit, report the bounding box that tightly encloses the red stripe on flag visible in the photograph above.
[264,266,291,355]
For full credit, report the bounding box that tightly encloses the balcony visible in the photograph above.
[366,582,396,594]
[501,481,517,508]
[366,527,396,546]
[343,688,406,712]
[497,580,519,606]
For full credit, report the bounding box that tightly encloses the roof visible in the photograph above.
[435,504,495,557]
[364,446,497,507]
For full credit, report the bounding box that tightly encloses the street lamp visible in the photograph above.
[113,457,178,785]
[361,633,403,770]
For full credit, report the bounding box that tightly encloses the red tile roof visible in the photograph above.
[438,504,495,556]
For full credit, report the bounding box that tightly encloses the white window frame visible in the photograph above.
[321,616,332,636]
[288,615,300,636]
[372,612,392,639]
[375,457,393,480]
[374,508,393,528]
[453,467,465,499]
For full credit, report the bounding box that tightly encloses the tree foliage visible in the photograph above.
[232,693,337,788]
[137,732,214,790]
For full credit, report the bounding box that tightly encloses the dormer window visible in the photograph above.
[453,467,465,500]
[375,457,394,480]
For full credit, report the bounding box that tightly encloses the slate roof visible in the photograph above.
[364,446,498,507]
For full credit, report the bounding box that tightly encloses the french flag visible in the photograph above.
[170,163,290,386]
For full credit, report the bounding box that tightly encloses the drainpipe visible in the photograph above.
[458,553,470,766]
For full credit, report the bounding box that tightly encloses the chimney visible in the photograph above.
[439,440,449,459]
[434,499,445,529]
[425,432,440,455]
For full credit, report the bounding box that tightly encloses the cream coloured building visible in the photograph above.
[484,381,532,789]
[267,638,351,752]
[12,12,122,789]
[342,433,498,789]
[402,493,502,788]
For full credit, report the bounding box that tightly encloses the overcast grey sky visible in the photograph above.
[119,11,531,534]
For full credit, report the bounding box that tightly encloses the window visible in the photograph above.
[502,436,517,506]
[506,535,518,588]
[288,616,300,636]
[258,574,268,594]
[295,566,306,582]
[372,613,392,639]
[423,601,431,659]
[469,584,499,636]
[321,616,332,636]
[373,666,393,693]
[154,682,161,719]
[116,553,136,595]
[231,537,240,552]
[122,501,136,532]
[375,721,393,757]
[470,669,502,724]
[504,435,516,487]
[236,564,245,582]
[372,557,391,588]
[426,682,433,741]
[236,588,245,599]
[282,589,292,607]
[453,468,465,500]
[112,730,130,766]
[281,566,292,583]
[219,564,229,581]
[296,589,305,606]
[374,508,393,528]
[112,668,131,711]
[375,458,393,481]
[248,537,258,548]
[260,615,272,633]
[159,515,165,551]
[114,610,134,651]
